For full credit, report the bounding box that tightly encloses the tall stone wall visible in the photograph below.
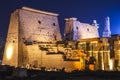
[2,7,62,67]
[19,7,62,42]
[20,44,82,72]
[73,21,99,39]
[2,10,19,67]
[3,7,118,72]
[64,18,99,40]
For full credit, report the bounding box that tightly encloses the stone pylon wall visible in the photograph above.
[19,7,62,42]
[2,7,62,67]
[2,10,19,67]
[64,18,99,40]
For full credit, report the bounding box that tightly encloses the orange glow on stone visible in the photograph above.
[109,59,114,70]
[89,64,94,70]
[6,44,13,60]
[74,57,84,70]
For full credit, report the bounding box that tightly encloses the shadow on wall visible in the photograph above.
[0,45,4,61]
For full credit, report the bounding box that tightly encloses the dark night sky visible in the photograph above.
[0,0,120,42]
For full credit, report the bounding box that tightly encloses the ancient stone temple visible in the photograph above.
[2,7,120,72]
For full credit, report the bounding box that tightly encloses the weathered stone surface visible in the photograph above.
[2,7,120,72]
[2,7,62,68]
[64,17,99,40]
[2,10,19,67]
[19,7,61,42]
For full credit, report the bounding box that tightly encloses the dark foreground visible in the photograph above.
[0,66,120,80]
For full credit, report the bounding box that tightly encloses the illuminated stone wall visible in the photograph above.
[2,7,120,72]
[20,44,83,72]
[19,7,62,42]
[64,18,99,40]
[2,7,62,67]
[114,35,120,70]
[2,7,83,72]
[77,38,112,71]
[2,10,19,67]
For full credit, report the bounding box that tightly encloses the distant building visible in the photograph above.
[2,7,120,72]
[64,18,99,40]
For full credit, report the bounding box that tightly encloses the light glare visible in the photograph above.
[6,44,13,60]
[109,59,113,70]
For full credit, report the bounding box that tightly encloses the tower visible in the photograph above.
[64,17,77,40]
[2,7,62,67]
[102,17,111,37]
